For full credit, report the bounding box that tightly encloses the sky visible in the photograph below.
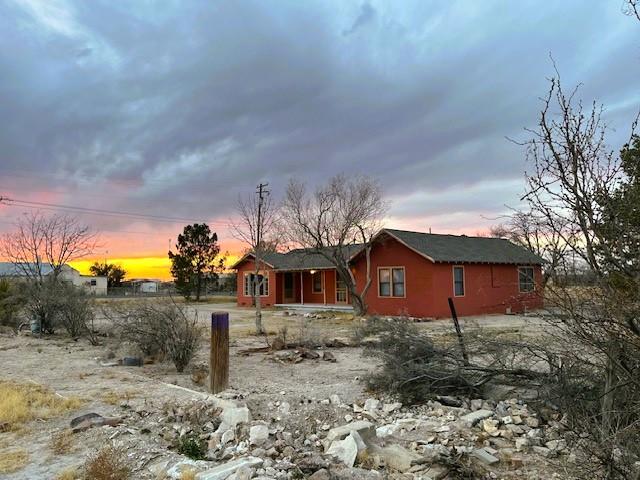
[0,0,638,279]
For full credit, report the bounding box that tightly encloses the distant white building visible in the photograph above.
[0,262,108,295]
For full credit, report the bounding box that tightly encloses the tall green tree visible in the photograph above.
[89,262,126,288]
[168,223,224,301]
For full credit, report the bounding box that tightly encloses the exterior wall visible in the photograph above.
[235,239,543,317]
[235,259,277,307]
[353,236,543,319]
[78,275,108,295]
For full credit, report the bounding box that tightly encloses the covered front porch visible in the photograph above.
[273,268,350,308]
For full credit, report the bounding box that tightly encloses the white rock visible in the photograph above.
[364,398,380,412]
[461,409,494,426]
[472,448,500,465]
[197,457,263,480]
[221,429,235,445]
[250,425,270,446]
[382,402,402,414]
[330,394,342,405]
[277,402,290,415]
[326,421,375,443]
[326,433,359,467]
[221,406,251,429]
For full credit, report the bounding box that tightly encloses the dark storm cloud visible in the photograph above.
[0,0,638,235]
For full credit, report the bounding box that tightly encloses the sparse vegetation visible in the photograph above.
[0,380,83,430]
[50,428,75,454]
[176,432,207,460]
[105,300,203,372]
[83,444,131,480]
[54,467,80,480]
[0,448,29,474]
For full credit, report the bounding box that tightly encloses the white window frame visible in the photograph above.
[244,272,269,297]
[453,265,465,297]
[311,271,323,294]
[518,266,535,293]
[377,266,406,298]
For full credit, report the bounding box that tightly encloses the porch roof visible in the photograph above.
[232,245,363,271]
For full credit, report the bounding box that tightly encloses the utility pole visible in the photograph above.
[254,182,269,334]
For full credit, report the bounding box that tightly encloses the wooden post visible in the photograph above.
[210,312,229,394]
[447,298,469,366]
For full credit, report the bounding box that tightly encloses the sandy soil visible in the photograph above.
[0,302,545,479]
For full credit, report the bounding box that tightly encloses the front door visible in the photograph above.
[336,276,348,304]
[283,272,295,303]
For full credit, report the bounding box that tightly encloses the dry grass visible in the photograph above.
[50,428,75,454]
[179,469,197,480]
[101,389,139,406]
[0,380,83,431]
[55,466,80,480]
[0,448,29,474]
[84,444,131,480]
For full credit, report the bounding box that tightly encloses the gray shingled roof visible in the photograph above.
[383,229,544,265]
[0,262,56,277]
[234,245,363,271]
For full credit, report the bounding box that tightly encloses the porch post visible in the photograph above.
[300,271,304,305]
[323,271,326,304]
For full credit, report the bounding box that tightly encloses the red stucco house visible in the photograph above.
[232,228,544,319]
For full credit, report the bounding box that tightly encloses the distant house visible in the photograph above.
[0,262,108,295]
[232,228,544,319]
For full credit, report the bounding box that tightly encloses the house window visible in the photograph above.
[90,279,97,286]
[453,266,464,296]
[518,266,535,293]
[312,271,323,293]
[244,273,269,297]
[378,267,405,297]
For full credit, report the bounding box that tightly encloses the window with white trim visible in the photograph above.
[518,266,535,293]
[244,272,269,296]
[378,267,405,297]
[453,266,464,296]
[312,271,323,293]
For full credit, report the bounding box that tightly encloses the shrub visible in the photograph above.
[57,283,98,344]
[106,300,203,372]
[0,279,24,329]
[83,444,131,480]
[176,433,207,460]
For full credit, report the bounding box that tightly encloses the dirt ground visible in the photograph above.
[0,302,549,479]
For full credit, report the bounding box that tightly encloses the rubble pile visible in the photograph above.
[75,390,571,479]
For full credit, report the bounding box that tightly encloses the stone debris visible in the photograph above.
[84,386,568,480]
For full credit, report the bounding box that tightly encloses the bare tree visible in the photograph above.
[281,174,387,316]
[490,208,570,286]
[232,184,279,334]
[521,70,640,478]
[0,211,97,282]
[623,0,640,22]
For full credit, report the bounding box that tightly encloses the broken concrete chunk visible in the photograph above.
[249,424,270,446]
[220,406,251,429]
[364,398,380,412]
[460,409,494,426]
[326,433,359,467]
[472,448,500,465]
[382,402,402,414]
[326,421,375,443]
[196,457,263,480]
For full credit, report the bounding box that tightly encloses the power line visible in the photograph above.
[0,196,234,226]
